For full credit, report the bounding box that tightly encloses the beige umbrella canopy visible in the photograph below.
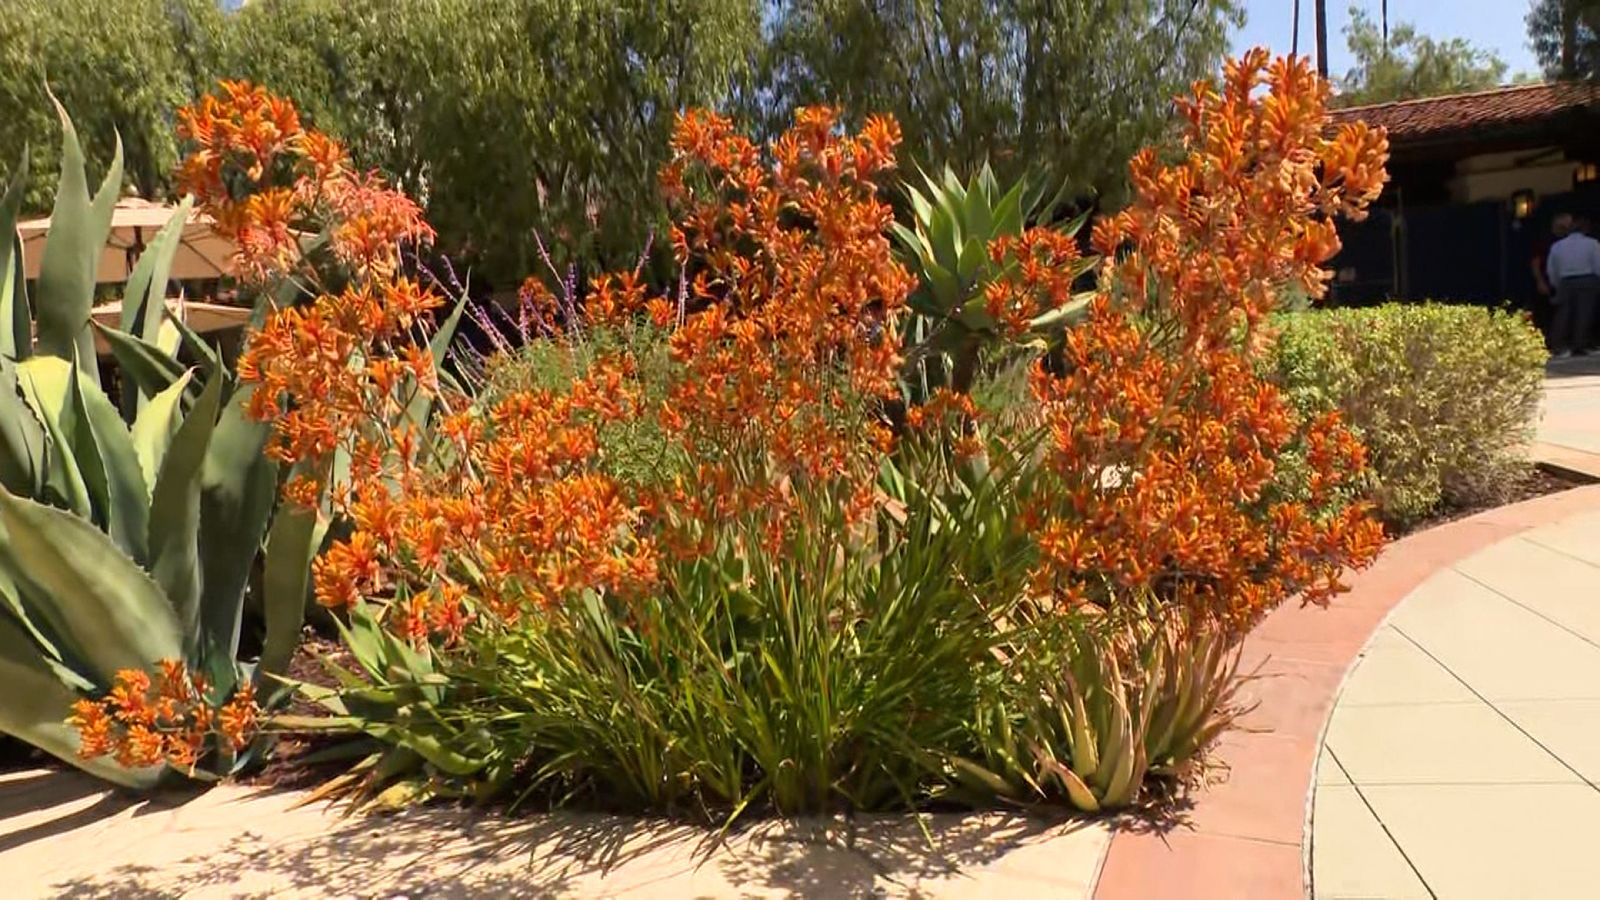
[16,197,236,283]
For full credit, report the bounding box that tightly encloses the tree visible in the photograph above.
[0,0,226,211]
[222,0,762,286]
[751,0,1242,209]
[1527,0,1600,79]
[1334,5,1508,107]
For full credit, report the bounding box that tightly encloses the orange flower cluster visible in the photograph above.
[236,279,444,465]
[177,81,433,283]
[982,229,1089,337]
[1019,52,1390,624]
[70,662,257,772]
[239,108,913,641]
[639,107,913,549]
[1089,51,1389,347]
[238,52,1386,646]
[308,365,661,640]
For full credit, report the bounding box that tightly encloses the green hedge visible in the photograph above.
[1269,304,1547,529]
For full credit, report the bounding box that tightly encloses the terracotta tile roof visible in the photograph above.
[1328,81,1600,143]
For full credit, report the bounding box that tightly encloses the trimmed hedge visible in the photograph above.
[1269,304,1547,528]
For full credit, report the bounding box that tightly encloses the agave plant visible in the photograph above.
[0,102,325,787]
[960,610,1242,813]
[891,163,1095,400]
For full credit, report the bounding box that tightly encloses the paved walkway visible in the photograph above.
[0,768,1109,898]
[1312,508,1600,899]
[1536,355,1600,478]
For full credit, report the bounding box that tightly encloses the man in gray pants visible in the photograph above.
[1547,213,1600,358]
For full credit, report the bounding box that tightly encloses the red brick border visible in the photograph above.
[1091,484,1600,900]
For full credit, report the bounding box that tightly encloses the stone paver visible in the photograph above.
[0,767,1111,899]
[1312,509,1600,900]
[1095,484,1600,900]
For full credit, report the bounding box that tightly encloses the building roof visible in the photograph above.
[1329,81,1600,146]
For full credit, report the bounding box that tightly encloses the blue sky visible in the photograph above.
[1232,0,1542,80]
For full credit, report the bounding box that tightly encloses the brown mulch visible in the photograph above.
[248,630,367,791]
[1390,465,1592,538]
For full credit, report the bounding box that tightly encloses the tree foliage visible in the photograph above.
[221,0,762,284]
[753,0,1242,208]
[1334,4,1509,108]
[0,0,1248,286]
[1527,0,1600,79]
[0,0,225,210]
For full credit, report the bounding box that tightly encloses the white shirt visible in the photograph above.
[1547,232,1600,282]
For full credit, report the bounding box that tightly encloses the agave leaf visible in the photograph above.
[962,173,993,243]
[1039,750,1100,812]
[955,236,986,283]
[1026,292,1094,333]
[0,610,163,790]
[35,95,122,384]
[0,550,69,671]
[93,322,188,401]
[15,356,93,517]
[1058,207,1092,239]
[940,165,966,201]
[69,356,150,562]
[198,384,276,663]
[0,358,45,498]
[905,183,933,230]
[147,372,224,657]
[990,178,1029,240]
[162,300,221,380]
[888,222,935,271]
[129,369,196,493]
[0,235,28,363]
[258,485,327,687]
[927,200,961,274]
[120,197,194,344]
[0,147,30,361]
[1063,669,1099,778]
[0,489,183,680]
[924,261,962,313]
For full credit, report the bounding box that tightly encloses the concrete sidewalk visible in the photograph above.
[1312,508,1600,900]
[1536,355,1600,479]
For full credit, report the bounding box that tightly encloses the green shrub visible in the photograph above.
[1268,303,1546,528]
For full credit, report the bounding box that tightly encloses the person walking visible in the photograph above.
[1546,213,1600,357]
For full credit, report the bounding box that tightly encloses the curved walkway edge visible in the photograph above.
[1092,483,1600,900]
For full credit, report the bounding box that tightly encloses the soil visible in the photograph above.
[247,631,366,791]
[1391,465,1593,538]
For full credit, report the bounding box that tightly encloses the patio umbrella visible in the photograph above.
[15,197,235,283]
